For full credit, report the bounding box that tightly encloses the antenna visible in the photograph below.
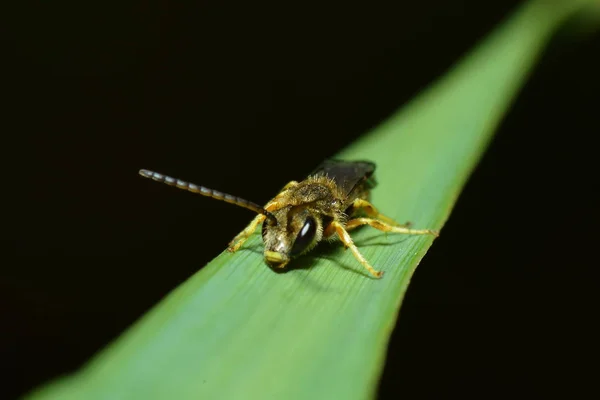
[139,169,277,224]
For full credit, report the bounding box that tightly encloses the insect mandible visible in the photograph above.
[139,159,439,278]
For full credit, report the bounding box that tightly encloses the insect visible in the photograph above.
[139,159,438,278]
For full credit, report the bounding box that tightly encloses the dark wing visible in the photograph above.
[311,159,377,200]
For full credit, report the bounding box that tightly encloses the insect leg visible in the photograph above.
[331,221,384,278]
[350,199,411,228]
[227,214,266,252]
[345,218,439,237]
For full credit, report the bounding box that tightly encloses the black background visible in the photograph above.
[2,1,599,399]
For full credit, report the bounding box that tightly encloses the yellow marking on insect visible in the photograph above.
[264,251,289,269]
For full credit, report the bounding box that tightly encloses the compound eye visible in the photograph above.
[290,216,317,256]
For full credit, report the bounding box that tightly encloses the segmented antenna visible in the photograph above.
[139,169,277,224]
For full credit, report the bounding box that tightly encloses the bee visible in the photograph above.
[139,159,438,278]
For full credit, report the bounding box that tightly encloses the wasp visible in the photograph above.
[139,159,438,278]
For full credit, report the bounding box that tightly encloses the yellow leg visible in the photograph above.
[350,199,411,228]
[227,214,266,252]
[331,221,384,279]
[323,223,336,238]
[345,218,439,237]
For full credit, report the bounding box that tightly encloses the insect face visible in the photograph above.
[261,206,323,269]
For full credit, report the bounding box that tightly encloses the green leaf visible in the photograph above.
[26,1,598,399]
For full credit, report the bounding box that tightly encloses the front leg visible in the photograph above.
[227,214,266,252]
[345,218,439,237]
